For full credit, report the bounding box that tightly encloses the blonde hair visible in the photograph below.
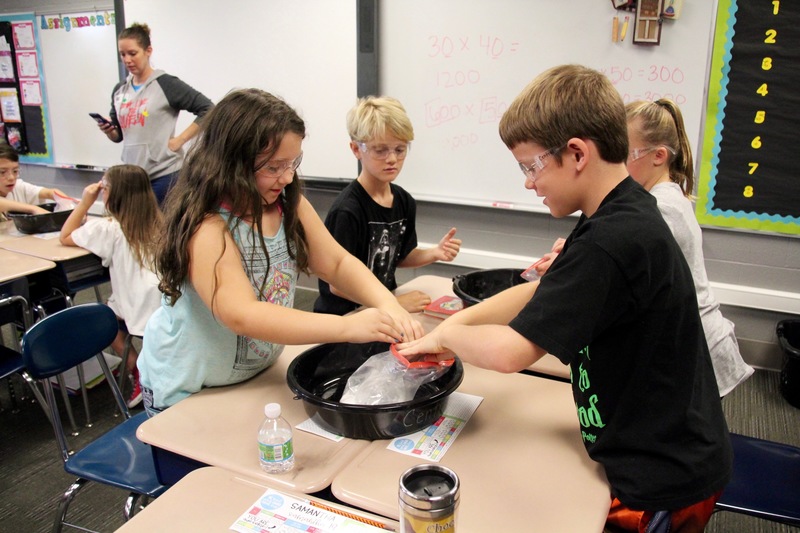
[625,99,694,197]
[346,96,414,143]
[499,64,628,164]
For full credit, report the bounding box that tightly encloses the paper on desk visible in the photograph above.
[296,392,483,462]
[296,418,345,442]
[33,231,59,240]
[387,392,482,462]
[230,487,392,533]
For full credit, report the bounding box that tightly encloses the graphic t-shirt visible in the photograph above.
[138,209,297,408]
[314,180,417,315]
[510,177,732,511]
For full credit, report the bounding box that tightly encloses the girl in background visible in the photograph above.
[95,22,213,205]
[60,164,162,408]
[624,98,753,396]
[137,88,423,415]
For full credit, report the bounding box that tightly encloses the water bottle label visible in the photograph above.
[259,440,293,463]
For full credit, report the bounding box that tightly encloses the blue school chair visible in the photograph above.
[714,432,800,527]
[0,291,48,418]
[21,303,166,533]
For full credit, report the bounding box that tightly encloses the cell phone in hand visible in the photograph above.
[89,113,111,126]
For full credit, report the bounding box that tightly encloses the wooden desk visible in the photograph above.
[332,364,610,532]
[0,232,91,262]
[395,275,570,380]
[0,230,108,301]
[0,220,23,242]
[136,342,373,494]
[0,248,56,283]
[116,467,398,532]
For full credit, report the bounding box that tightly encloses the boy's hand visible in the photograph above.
[535,237,565,276]
[396,290,432,313]
[435,227,462,262]
[26,204,50,215]
[395,331,453,362]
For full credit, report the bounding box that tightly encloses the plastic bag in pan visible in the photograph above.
[339,344,454,405]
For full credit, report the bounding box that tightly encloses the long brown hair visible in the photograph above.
[157,88,309,305]
[103,164,162,270]
[625,99,695,197]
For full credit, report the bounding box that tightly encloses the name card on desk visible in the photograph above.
[231,487,393,532]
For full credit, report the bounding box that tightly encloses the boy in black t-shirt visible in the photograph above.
[397,65,731,533]
[314,96,461,315]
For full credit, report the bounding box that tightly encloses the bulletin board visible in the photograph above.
[37,10,122,168]
[379,0,719,213]
[696,0,800,236]
[0,14,53,164]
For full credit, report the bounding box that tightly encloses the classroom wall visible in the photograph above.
[7,0,799,372]
[16,137,800,372]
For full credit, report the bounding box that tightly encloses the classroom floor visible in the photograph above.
[1,285,798,532]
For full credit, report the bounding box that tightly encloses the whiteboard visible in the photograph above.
[380,0,717,212]
[38,12,122,167]
[123,0,358,180]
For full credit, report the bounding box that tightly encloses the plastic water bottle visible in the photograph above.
[257,403,295,474]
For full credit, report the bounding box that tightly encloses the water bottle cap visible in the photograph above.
[264,403,281,418]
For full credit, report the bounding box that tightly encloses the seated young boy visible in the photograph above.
[313,96,462,316]
[0,143,67,218]
[397,65,731,533]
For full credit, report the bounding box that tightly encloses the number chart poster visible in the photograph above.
[697,0,800,236]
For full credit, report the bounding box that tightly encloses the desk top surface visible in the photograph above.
[136,340,373,495]
[0,248,56,283]
[0,220,22,242]
[331,363,609,532]
[115,466,399,532]
[0,231,90,262]
[136,276,608,531]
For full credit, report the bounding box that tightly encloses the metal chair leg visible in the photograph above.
[124,492,151,520]
[53,478,90,533]
[59,294,94,428]
[118,333,134,393]
[76,363,93,428]
[55,374,80,437]
[21,370,52,424]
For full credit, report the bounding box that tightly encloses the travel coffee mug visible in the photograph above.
[399,464,459,532]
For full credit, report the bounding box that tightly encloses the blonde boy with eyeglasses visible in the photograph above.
[314,96,462,316]
[0,143,67,218]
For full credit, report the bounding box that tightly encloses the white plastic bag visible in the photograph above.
[53,191,79,212]
[340,345,454,405]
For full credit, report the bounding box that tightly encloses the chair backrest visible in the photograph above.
[0,279,32,334]
[21,303,127,463]
[21,303,118,380]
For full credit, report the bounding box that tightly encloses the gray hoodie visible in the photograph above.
[109,70,213,180]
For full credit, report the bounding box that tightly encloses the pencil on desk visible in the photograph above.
[612,16,619,42]
[308,500,395,531]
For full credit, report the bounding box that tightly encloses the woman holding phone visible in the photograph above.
[96,22,213,206]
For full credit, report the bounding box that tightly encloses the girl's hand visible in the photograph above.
[434,227,462,262]
[81,181,103,205]
[342,307,408,344]
[396,290,431,313]
[379,302,425,341]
